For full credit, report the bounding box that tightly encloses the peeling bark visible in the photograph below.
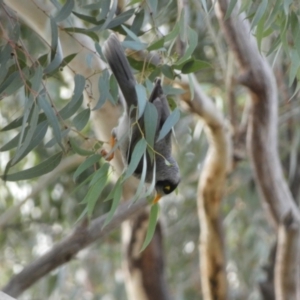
[181,75,230,300]
[275,212,300,299]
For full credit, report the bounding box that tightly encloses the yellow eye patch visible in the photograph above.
[164,185,171,191]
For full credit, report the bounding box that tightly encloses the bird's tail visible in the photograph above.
[103,34,137,109]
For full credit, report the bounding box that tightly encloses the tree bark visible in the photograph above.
[215,0,300,298]
[181,74,230,300]
[122,210,171,300]
[274,212,300,300]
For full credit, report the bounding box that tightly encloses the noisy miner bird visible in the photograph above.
[102,34,180,202]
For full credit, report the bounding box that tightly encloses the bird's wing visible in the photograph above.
[103,34,138,112]
[148,78,170,127]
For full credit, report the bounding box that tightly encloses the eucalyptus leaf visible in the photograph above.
[157,108,180,142]
[135,84,147,118]
[144,102,158,148]
[256,13,266,52]
[69,138,94,156]
[225,0,238,19]
[251,0,268,29]
[96,0,110,21]
[0,71,22,96]
[0,44,11,83]
[64,27,99,42]
[44,40,63,74]
[148,0,158,15]
[30,65,43,94]
[289,49,300,87]
[37,94,63,150]
[72,11,99,24]
[91,0,116,31]
[161,65,174,79]
[60,53,77,68]
[103,182,122,226]
[283,0,292,15]
[45,128,70,148]
[200,0,208,13]
[162,85,185,96]
[164,23,180,43]
[131,154,147,202]
[49,19,58,57]
[18,96,34,151]
[124,139,147,180]
[95,43,106,62]
[121,25,140,42]
[73,108,90,131]
[127,57,155,72]
[93,69,111,110]
[11,103,40,166]
[54,0,74,22]
[130,10,144,35]
[73,153,102,181]
[59,73,85,116]
[86,176,107,217]
[1,121,48,152]
[1,152,63,181]
[72,173,94,195]
[140,203,159,252]
[122,41,147,51]
[147,38,165,51]
[82,1,105,9]
[38,53,49,67]
[109,74,118,104]
[59,96,83,120]
[106,9,135,29]
[89,163,110,187]
[175,27,198,66]
[181,59,211,74]
[144,161,156,197]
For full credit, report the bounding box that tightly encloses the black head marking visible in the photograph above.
[156,179,179,195]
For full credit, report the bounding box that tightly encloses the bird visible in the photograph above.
[102,33,180,203]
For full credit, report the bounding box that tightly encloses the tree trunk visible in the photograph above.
[215,0,300,298]
[122,210,171,300]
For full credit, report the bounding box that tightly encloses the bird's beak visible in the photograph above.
[153,193,162,204]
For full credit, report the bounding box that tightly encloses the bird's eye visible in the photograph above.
[164,185,171,192]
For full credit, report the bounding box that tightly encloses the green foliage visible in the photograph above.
[140,203,160,251]
[3,0,299,299]
[1,151,63,181]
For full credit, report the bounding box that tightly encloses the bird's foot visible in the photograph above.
[100,136,116,161]
[100,149,114,161]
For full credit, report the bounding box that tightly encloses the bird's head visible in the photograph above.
[153,172,180,203]
[152,156,180,203]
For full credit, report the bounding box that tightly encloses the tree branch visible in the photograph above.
[274,212,300,299]
[180,74,230,300]
[0,292,16,300]
[1,197,148,298]
[216,0,300,226]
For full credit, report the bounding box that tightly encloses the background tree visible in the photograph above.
[1,0,300,299]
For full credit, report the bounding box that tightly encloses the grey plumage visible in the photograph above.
[103,34,180,197]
